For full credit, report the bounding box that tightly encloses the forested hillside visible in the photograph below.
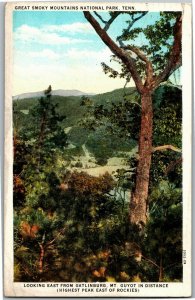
[13,84,182,282]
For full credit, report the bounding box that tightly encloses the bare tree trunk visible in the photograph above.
[39,243,45,273]
[130,92,153,226]
[83,11,182,227]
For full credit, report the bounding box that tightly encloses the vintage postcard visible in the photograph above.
[4,2,192,297]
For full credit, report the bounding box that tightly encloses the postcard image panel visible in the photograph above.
[4,2,192,297]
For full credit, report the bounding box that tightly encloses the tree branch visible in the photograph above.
[152,145,182,153]
[165,157,182,175]
[94,12,121,31]
[46,228,66,247]
[104,12,121,31]
[84,11,144,94]
[164,55,182,82]
[154,14,182,88]
[101,62,119,78]
[142,255,160,269]
[94,12,147,33]
[94,12,107,24]
[117,12,148,47]
[122,45,154,83]
[122,45,148,63]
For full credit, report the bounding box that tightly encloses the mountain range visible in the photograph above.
[13,89,95,100]
[13,84,181,164]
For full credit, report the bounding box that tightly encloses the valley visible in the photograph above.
[13,86,139,178]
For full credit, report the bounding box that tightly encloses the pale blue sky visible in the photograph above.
[13,11,116,94]
[12,11,178,95]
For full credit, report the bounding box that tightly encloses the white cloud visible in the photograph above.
[65,47,112,61]
[43,22,94,34]
[29,49,60,60]
[63,47,122,75]
[14,46,113,65]
[13,43,133,95]
[14,24,90,45]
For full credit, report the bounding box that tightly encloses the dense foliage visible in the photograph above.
[13,84,182,282]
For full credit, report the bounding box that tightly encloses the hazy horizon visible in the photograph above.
[13,85,137,98]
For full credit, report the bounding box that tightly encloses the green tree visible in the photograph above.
[13,86,69,279]
[25,86,67,158]
[84,11,182,227]
[142,180,182,282]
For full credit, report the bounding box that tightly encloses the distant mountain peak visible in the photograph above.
[13,89,95,100]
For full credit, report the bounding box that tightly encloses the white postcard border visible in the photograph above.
[4,2,192,297]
